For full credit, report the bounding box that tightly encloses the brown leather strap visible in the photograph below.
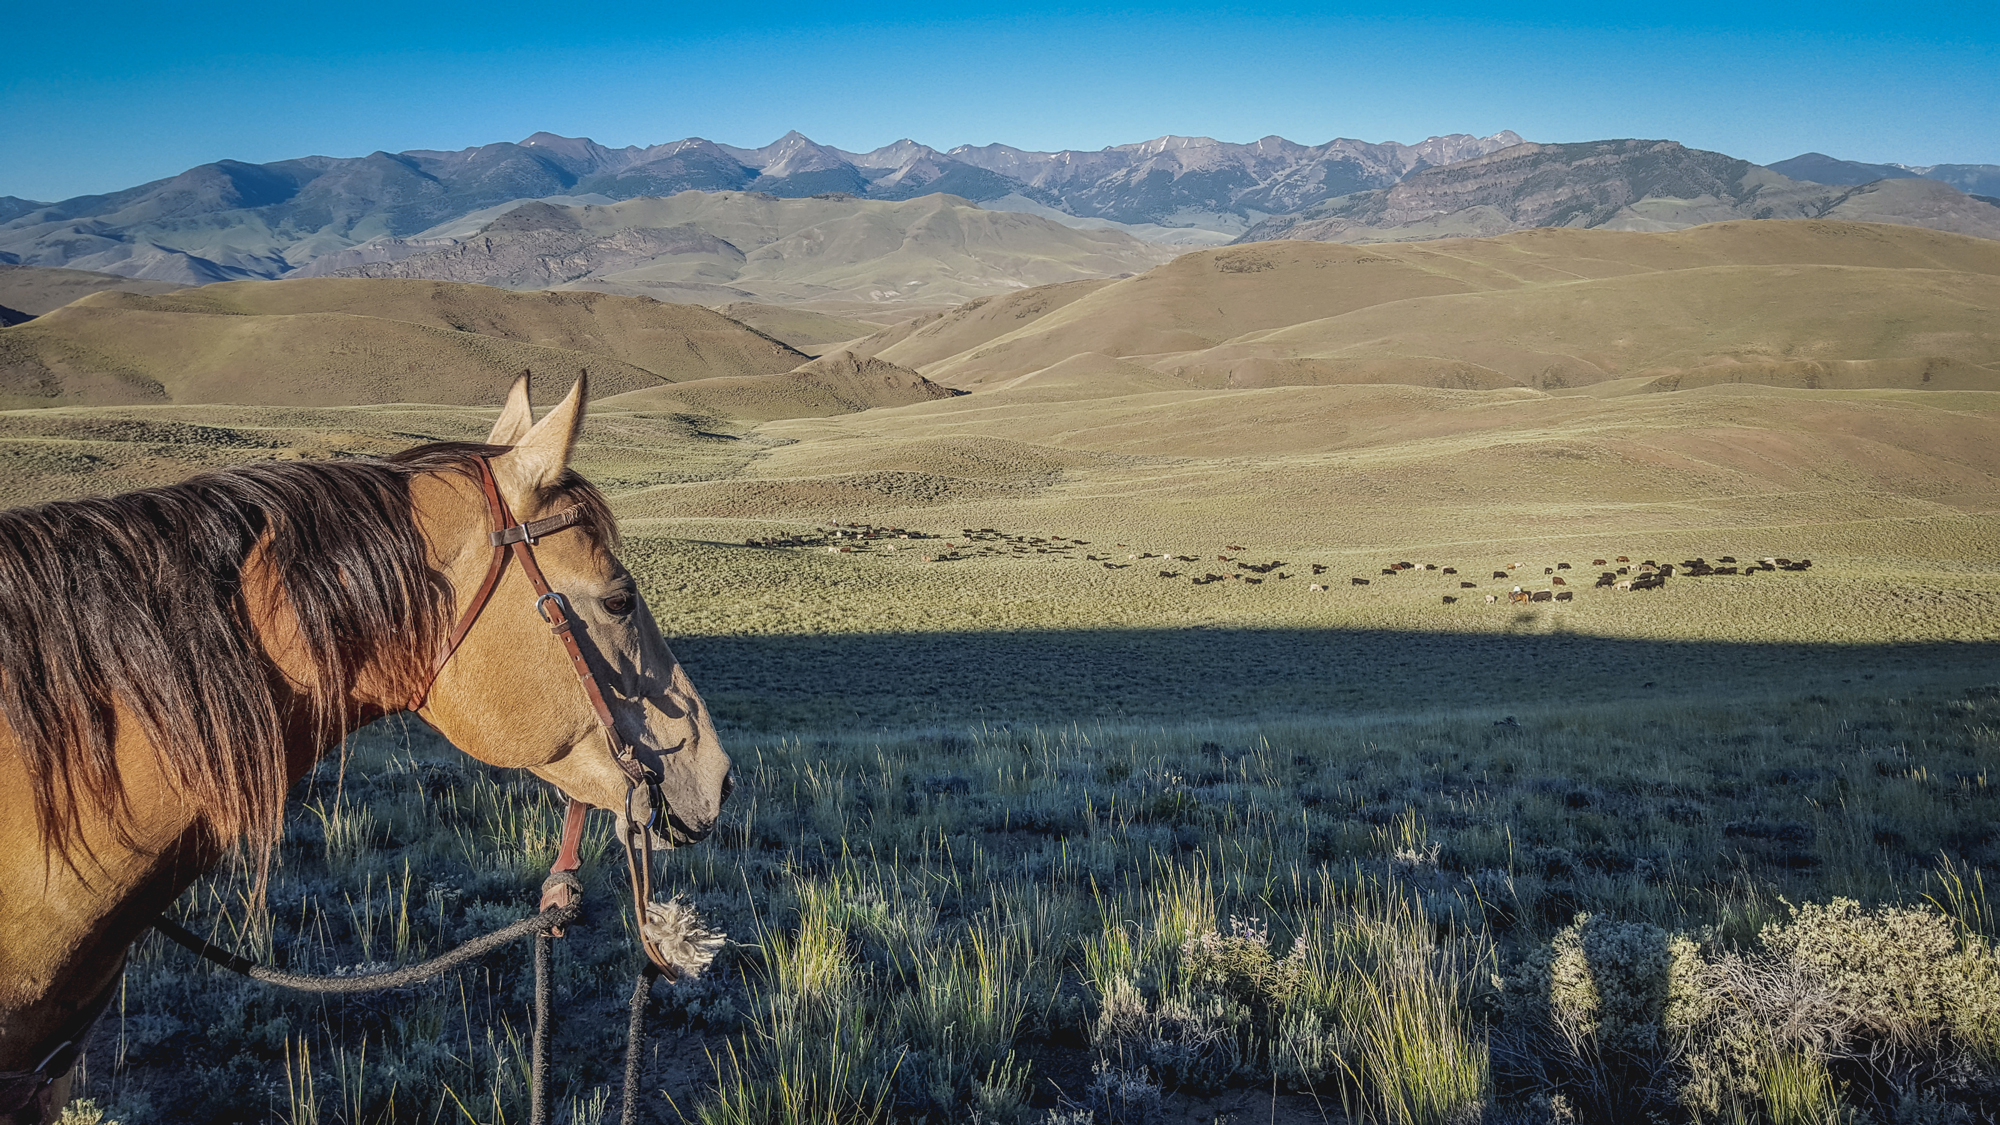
[406,459,517,713]
[505,535,649,786]
[493,507,581,546]
[538,798,591,934]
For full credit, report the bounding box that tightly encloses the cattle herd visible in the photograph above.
[743,525,1815,605]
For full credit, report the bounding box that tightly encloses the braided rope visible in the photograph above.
[152,900,582,993]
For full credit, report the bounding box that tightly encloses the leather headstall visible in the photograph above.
[405,455,673,972]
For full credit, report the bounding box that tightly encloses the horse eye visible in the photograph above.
[601,592,635,616]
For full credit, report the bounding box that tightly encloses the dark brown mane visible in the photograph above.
[0,440,615,868]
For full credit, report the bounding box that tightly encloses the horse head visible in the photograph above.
[412,374,732,846]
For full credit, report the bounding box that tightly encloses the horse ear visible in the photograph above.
[492,371,587,507]
[486,371,536,446]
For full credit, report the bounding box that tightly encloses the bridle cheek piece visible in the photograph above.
[404,455,675,972]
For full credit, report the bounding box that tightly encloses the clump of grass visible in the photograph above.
[1755,1050,1847,1125]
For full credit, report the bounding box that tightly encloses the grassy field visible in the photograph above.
[13,385,1999,1124]
[68,639,2000,1124]
[15,220,2000,1123]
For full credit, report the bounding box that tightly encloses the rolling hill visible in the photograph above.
[845,221,2000,394]
[598,350,961,422]
[311,192,1178,309]
[709,303,886,355]
[0,278,806,407]
[0,216,1993,668]
[0,264,182,316]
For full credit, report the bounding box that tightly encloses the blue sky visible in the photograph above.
[3,1,1995,201]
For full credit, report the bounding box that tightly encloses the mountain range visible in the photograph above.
[5,129,1999,312]
[1238,141,2000,245]
[0,130,1522,285]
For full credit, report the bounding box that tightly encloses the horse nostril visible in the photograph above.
[720,769,736,803]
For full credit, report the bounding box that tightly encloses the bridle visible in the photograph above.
[405,455,674,973]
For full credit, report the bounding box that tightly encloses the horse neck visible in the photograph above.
[0,537,400,1066]
[0,701,278,1067]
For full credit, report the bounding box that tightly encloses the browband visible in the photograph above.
[491,506,581,546]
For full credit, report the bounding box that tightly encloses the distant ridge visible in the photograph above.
[9,131,2000,297]
[1768,153,1921,186]
[1771,152,2000,199]
[310,192,1179,308]
[0,129,1524,284]
[1239,140,2000,245]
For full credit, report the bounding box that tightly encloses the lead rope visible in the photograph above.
[531,929,555,1125]
[159,809,653,1123]
[624,966,660,1125]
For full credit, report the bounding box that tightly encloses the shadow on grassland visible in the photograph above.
[670,627,2000,733]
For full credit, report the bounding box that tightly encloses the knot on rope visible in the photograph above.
[539,870,584,937]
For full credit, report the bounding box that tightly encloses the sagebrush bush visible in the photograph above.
[1671,899,2000,1121]
[1494,914,1697,1118]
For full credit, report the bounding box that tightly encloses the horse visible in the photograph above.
[0,374,733,1122]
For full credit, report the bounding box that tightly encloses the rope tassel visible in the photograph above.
[639,897,726,981]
